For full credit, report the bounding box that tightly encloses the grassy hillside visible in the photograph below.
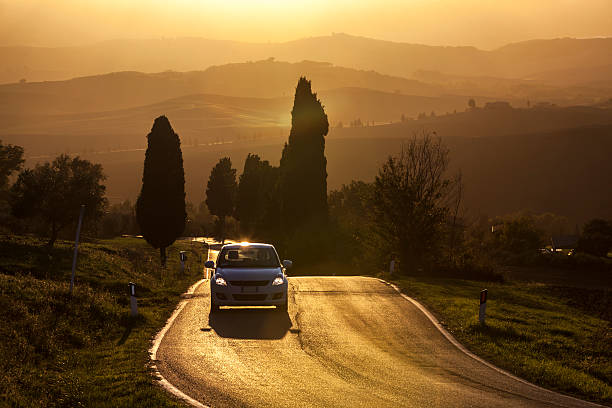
[0,234,207,407]
[385,269,612,405]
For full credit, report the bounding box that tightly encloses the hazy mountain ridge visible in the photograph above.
[0,61,447,115]
[1,34,611,85]
[1,57,606,126]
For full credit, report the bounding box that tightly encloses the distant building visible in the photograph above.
[484,101,512,110]
[550,235,579,252]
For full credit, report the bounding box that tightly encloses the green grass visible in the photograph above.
[0,234,208,407]
[382,271,612,405]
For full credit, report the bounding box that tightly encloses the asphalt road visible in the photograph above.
[155,276,600,408]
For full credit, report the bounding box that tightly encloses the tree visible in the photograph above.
[328,181,376,263]
[0,140,24,190]
[0,140,24,224]
[205,157,237,243]
[11,154,107,247]
[136,116,186,266]
[468,98,476,109]
[279,77,329,234]
[236,154,277,236]
[100,200,138,238]
[372,133,459,274]
[577,219,612,257]
[492,216,542,254]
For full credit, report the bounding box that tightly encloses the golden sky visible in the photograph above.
[1,0,611,49]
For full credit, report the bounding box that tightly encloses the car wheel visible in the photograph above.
[210,298,220,313]
[277,296,288,312]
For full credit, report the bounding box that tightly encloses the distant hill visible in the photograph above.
[0,57,606,124]
[0,61,445,115]
[4,84,610,157]
[330,104,612,140]
[1,34,611,86]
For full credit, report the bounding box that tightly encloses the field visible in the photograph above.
[0,234,207,407]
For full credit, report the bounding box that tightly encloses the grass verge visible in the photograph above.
[381,270,612,405]
[0,234,207,407]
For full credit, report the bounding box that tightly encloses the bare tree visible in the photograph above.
[373,132,461,274]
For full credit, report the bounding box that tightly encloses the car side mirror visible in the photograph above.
[282,260,292,269]
[204,260,215,269]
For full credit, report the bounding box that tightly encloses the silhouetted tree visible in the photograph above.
[373,133,459,274]
[136,116,186,266]
[0,140,24,224]
[279,77,329,234]
[577,219,612,257]
[11,154,107,247]
[205,157,237,243]
[492,216,542,254]
[236,154,277,236]
[0,140,24,190]
[100,200,138,238]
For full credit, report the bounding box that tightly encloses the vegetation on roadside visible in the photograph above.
[0,234,206,407]
[384,271,612,405]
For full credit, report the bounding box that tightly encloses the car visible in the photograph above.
[205,243,292,313]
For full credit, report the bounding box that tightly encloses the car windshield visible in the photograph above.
[217,246,281,268]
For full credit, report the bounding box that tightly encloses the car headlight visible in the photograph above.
[272,276,284,286]
[215,276,227,286]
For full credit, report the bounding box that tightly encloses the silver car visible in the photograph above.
[205,243,291,313]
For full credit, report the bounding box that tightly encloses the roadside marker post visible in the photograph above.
[129,282,138,317]
[180,251,187,274]
[479,289,488,325]
[389,259,395,276]
[69,205,86,295]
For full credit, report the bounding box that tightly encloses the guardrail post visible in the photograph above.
[69,205,85,295]
[479,289,488,325]
[129,282,138,317]
[179,251,187,274]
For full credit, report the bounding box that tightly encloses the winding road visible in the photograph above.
[153,271,601,407]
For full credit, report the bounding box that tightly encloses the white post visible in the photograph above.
[389,259,395,275]
[129,282,138,317]
[180,251,186,274]
[479,289,488,325]
[69,205,85,295]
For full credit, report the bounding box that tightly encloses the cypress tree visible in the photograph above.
[279,77,329,234]
[236,153,278,237]
[205,157,237,243]
[136,116,186,266]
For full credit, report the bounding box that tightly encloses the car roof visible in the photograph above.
[220,243,275,250]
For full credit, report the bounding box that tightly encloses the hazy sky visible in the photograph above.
[1,0,611,49]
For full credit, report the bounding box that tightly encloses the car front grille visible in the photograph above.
[229,280,269,286]
[232,294,268,301]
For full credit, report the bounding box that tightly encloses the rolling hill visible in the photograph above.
[2,34,611,85]
[4,87,610,158]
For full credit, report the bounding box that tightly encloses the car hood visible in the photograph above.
[216,267,283,280]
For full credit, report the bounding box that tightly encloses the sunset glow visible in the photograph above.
[1,0,611,48]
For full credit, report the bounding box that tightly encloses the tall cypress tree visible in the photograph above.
[279,77,329,233]
[236,154,277,236]
[136,116,186,266]
[205,157,237,243]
